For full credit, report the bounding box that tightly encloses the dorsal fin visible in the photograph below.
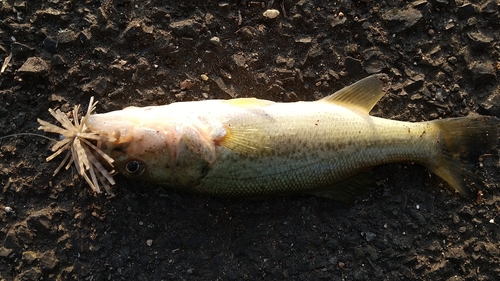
[223,98,275,108]
[320,74,390,114]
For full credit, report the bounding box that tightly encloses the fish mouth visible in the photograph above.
[85,113,146,171]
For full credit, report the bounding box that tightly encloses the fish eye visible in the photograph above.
[125,160,145,175]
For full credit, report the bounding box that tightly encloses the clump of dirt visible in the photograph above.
[1,0,499,280]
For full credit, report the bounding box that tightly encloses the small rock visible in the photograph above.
[447,56,458,64]
[412,0,428,7]
[42,37,58,53]
[404,74,425,93]
[427,240,442,252]
[11,42,35,56]
[459,206,477,217]
[364,59,385,74]
[0,247,13,259]
[35,7,63,17]
[57,29,76,43]
[232,54,246,68]
[52,54,66,66]
[209,36,221,46]
[330,15,347,27]
[457,3,477,19]
[179,79,194,90]
[82,76,112,95]
[445,247,466,261]
[469,61,496,86]
[16,268,42,281]
[480,86,500,116]
[344,56,363,75]
[40,250,59,272]
[237,26,257,40]
[22,251,38,264]
[186,268,194,275]
[410,93,422,100]
[467,31,493,50]
[263,9,280,19]
[294,37,313,44]
[365,232,377,242]
[382,8,423,32]
[363,48,386,74]
[78,29,92,42]
[18,57,50,75]
[27,214,52,233]
[276,55,295,68]
[169,19,201,38]
[481,0,498,15]
[122,20,155,41]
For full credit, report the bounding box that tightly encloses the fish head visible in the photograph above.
[85,107,180,184]
[85,107,216,187]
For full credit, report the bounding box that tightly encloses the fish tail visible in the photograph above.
[427,116,499,197]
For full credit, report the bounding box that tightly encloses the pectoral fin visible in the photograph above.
[320,74,390,114]
[216,124,271,156]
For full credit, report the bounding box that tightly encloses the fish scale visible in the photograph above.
[194,107,436,197]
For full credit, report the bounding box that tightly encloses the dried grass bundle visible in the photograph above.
[37,97,116,195]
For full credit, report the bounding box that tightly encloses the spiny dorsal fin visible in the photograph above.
[223,98,275,108]
[320,74,390,114]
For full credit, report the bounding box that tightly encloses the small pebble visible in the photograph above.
[209,36,220,46]
[263,9,280,19]
[4,206,13,213]
[146,239,153,246]
[200,74,209,81]
[186,268,194,275]
[180,79,194,90]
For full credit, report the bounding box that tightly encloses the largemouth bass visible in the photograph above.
[39,74,499,199]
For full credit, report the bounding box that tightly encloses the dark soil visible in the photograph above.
[1,0,500,280]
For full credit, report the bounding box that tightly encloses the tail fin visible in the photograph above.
[428,116,499,197]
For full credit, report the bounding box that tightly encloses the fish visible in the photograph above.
[39,74,499,199]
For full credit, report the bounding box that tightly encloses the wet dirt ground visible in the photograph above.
[1,0,500,280]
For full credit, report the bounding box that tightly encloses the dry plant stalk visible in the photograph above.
[37,97,117,195]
